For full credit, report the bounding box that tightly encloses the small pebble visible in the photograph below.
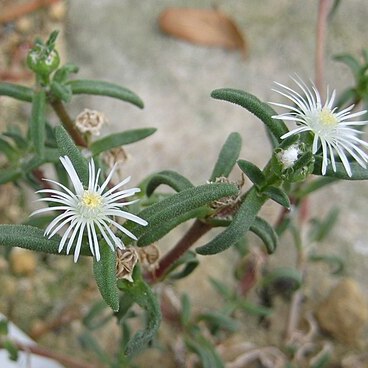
[49,2,67,21]
[9,248,37,276]
[315,278,368,345]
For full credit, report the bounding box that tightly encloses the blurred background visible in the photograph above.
[0,0,368,366]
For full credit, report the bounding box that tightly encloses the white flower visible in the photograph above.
[277,144,301,169]
[271,77,368,177]
[31,156,148,262]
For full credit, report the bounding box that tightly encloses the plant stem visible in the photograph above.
[50,99,87,147]
[146,219,212,283]
[315,0,332,96]
[0,340,95,368]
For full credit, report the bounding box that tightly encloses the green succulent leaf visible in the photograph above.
[250,216,278,254]
[54,125,89,185]
[237,300,273,317]
[117,269,161,357]
[237,159,266,187]
[262,186,290,209]
[196,188,266,255]
[3,131,28,150]
[262,267,303,290]
[0,224,93,257]
[334,54,361,80]
[166,251,199,280]
[180,294,191,327]
[309,254,344,275]
[93,243,119,312]
[185,335,224,368]
[3,339,18,361]
[67,79,144,108]
[0,137,17,161]
[90,128,156,156]
[211,88,288,142]
[209,132,242,181]
[53,63,79,83]
[127,183,239,243]
[145,170,194,197]
[50,81,72,102]
[0,166,21,185]
[313,156,368,180]
[0,82,33,102]
[137,207,208,247]
[21,148,60,173]
[30,90,46,157]
[198,311,238,333]
[309,207,339,242]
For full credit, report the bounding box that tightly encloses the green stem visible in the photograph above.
[50,99,87,147]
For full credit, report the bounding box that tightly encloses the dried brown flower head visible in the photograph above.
[136,243,160,272]
[116,247,139,282]
[75,108,107,136]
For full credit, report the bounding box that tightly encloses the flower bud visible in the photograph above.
[27,44,60,77]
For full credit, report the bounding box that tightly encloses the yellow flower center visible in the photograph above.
[82,191,102,208]
[319,108,338,127]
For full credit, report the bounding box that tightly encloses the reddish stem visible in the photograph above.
[146,219,212,283]
[32,168,52,189]
[50,99,87,147]
[315,0,332,96]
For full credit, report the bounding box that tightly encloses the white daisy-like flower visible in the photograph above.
[271,77,368,177]
[31,156,148,262]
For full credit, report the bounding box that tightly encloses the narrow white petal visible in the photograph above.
[31,206,72,216]
[105,217,138,240]
[91,225,100,261]
[58,219,77,252]
[335,146,352,177]
[46,212,74,237]
[99,219,125,249]
[98,163,118,194]
[66,221,83,254]
[86,222,95,256]
[105,209,148,226]
[60,156,84,194]
[320,139,329,175]
[102,176,131,197]
[95,221,115,251]
[74,222,86,262]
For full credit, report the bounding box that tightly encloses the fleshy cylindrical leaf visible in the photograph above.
[196,188,266,255]
[209,132,242,181]
[237,159,266,187]
[211,88,288,142]
[0,82,33,102]
[250,216,278,254]
[0,224,92,257]
[93,243,119,312]
[67,79,144,108]
[55,125,89,185]
[127,183,239,243]
[117,271,161,357]
[137,207,208,247]
[90,128,156,156]
[30,90,46,157]
[262,186,290,209]
[145,170,194,197]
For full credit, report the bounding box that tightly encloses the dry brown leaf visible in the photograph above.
[159,8,247,56]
